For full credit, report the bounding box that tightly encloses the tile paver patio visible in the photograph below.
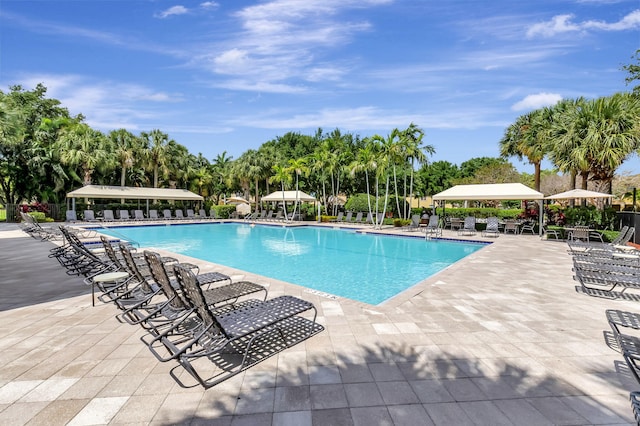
[0,221,638,425]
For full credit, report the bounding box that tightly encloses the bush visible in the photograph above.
[211,205,236,219]
[433,207,522,220]
[28,212,54,223]
[564,206,617,230]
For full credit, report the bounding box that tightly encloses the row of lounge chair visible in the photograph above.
[333,211,384,225]
[566,225,640,420]
[40,225,324,388]
[570,226,639,298]
[244,210,289,222]
[66,208,222,222]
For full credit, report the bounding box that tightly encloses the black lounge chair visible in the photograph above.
[150,264,323,388]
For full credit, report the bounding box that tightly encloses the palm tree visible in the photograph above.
[269,164,293,221]
[141,129,170,188]
[57,123,112,186]
[545,98,587,203]
[308,144,331,216]
[109,129,140,188]
[499,109,549,192]
[234,149,266,213]
[401,123,433,219]
[562,93,640,193]
[211,151,233,204]
[349,139,379,225]
[286,157,309,219]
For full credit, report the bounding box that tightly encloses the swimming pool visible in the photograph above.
[101,223,486,305]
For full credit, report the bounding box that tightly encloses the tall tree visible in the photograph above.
[286,157,309,219]
[57,122,112,186]
[109,129,141,188]
[499,109,550,192]
[141,129,170,188]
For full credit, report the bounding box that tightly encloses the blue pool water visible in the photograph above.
[101,223,486,305]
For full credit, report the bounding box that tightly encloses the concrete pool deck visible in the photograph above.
[0,221,638,425]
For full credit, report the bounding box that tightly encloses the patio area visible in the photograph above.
[0,222,638,425]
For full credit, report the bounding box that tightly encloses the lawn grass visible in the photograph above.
[0,209,5,221]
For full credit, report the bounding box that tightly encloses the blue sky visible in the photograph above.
[2,0,640,174]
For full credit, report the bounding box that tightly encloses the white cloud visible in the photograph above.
[196,0,388,92]
[200,2,219,10]
[155,5,189,19]
[16,73,181,130]
[526,14,581,38]
[527,9,640,38]
[511,92,562,111]
[584,9,640,31]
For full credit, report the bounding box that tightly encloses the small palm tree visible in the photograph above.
[270,164,293,221]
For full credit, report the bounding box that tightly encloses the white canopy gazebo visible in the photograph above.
[261,190,316,202]
[66,185,203,213]
[433,183,544,235]
[546,189,613,200]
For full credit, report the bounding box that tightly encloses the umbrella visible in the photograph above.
[545,189,613,200]
[225,196,250,205]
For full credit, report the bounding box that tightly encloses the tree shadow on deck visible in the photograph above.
[160,341,634,425]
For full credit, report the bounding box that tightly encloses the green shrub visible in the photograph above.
[564,206,617,230]
[211,205,236,218]
[434,207,522,220]
[28,212,54,222]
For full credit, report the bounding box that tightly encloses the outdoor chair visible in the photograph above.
[103,210,115,222]
[108,243,162,310]
[482,217,500,238]
[149,210,159,220]
[66,210,77,222]
[162,209,173,220]
[631,392,640,425]
[503,219,518,234]
[541,225,562,241]
[332,212,344,222]
[134,210,145,221]
[569,225,591,242]
[83,210,99,222]
[519,220,536,235]
[342,211,353,223]
[405,214,420,231]
[353,212,363,223]
[458,216,476,236]
[424,215,442,238]
[365,212,374,225]
[175,209,186,220]
[198,209,209,219]
[186,209,196,220]
[147,264,323,388]
[119,210,131,221]
[263,210,274,221]
[210,209,219,220]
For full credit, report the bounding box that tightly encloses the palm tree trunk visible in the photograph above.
[393,165,400,220]
[534,161,541,192]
